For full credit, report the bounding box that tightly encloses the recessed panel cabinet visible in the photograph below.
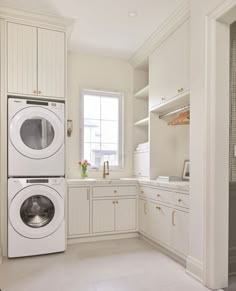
[139,184,189,258]
[92,198,137,233]
[172,209,189,255]
[149,19,190,109]
[7,22,65,98]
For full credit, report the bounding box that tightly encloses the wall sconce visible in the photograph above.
[67,119,73,137]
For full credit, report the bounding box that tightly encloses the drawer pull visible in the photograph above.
[114,190,117,193]
[144,202,148,214]
[112,201,115,204]
[172,210,176,226]
[38,90,42,94]
[178,199,182,203]
[33,90,37,94]
[156,206,161,210]
[157,194,161,197]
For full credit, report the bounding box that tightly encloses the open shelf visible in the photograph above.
[134,117,149,127]
[150,90,190,115]
[134,85,149,99]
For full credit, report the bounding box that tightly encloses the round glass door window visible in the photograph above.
[20,117,55,150]
[20,195,55,228]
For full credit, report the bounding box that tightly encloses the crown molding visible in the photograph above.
[129,0,190,68]
[0,5,74,30]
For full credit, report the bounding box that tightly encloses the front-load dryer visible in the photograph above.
[8,98,65,177]
[8,177,65,258]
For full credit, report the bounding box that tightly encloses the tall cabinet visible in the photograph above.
[133,19,190,180]
[7,22,65,99]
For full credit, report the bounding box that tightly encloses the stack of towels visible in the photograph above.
[135,142,149,152]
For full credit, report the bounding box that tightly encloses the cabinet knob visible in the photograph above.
[112,201,115,204]
[156,206,161,210]
[38,90,42,94]
[157,194,160,197]
[161,97,165,101]
[141,190,144,194]
[116,201,118,204]
[178,88,184,93]
[33,90,37,94]
[114,190,117,193]
[178,199,182,203]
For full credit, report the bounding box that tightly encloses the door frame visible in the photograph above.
[204,0,236,288]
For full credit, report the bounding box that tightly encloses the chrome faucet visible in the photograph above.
[103,161,109,179]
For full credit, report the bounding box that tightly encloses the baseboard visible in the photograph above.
[67,232,139,245]
[186,256,203,283]
[139,233,186,267]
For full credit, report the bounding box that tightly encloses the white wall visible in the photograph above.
[187,0,226,282]
[67,52,134,179]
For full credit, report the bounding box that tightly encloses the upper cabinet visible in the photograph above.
[149,19,190,110]
[7,22,65,99]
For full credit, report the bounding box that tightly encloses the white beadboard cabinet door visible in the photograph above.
[92,200,115,233]
[68,187,90,236]
[149,19,190,109]
[172,209,189,256]
[7,22,37,95]
[38,28,65,98]
[115,198,136,232]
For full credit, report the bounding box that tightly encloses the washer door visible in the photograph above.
[9,185,64,239]
[9,106,64,159]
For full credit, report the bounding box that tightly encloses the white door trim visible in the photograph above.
[204,0,236,289]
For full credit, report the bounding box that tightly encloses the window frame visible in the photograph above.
[80,89,124,170]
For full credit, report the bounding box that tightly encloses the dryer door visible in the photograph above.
[9,185,64,239]
[9,106,64,159]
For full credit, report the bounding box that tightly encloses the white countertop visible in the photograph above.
[67,178,189,192]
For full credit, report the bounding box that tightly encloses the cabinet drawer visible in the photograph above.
[173,193,189,209]
[139,186,172,204]
[93,186,137,198]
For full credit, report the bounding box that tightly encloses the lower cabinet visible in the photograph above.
[139,199,172,247]
[67,187,90,237]
[139,197,189,257]
[172,209,189,255]
[92,199,115,233]
[93,198,137,233]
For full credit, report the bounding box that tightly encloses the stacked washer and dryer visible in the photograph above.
[8,98,65,258]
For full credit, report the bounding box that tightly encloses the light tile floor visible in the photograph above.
[0,238,217,291]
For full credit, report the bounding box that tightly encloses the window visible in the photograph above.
[81,90,123,169]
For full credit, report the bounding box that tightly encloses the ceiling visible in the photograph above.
[0,0,184,59]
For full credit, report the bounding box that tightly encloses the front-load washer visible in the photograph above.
[8,177,65,258]
[8,98,65,177]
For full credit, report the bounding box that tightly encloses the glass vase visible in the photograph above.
[81,168,88,179]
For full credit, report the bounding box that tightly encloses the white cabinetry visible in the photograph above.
[172,209,189,255]
[92,185,137,234]
[37,28,65,98]
[7,22,65,98]
[7,23,37,96]
[92,199,115,233]
[92,198,136,233]
[115,198,137,231]
[149,19,190,109]
[67,182,138,240]
[67,187,90,237]
[139,184,189,258]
